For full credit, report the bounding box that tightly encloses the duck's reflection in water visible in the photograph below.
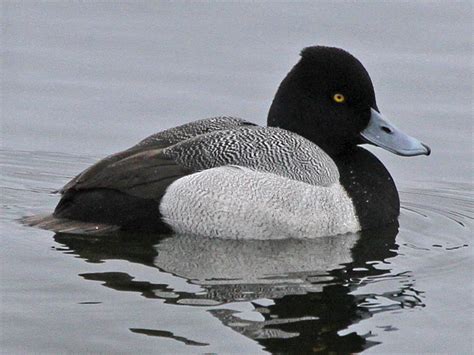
[54,224,424,353]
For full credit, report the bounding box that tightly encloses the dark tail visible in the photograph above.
[20,214,120,236]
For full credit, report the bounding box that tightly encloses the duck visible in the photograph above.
[25,46,430,239]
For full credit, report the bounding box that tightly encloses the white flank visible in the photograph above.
[159,166,360,239]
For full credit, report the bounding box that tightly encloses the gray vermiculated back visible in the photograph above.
[134,116,256,149]
[164,126,339,186]
[62,116,253,192]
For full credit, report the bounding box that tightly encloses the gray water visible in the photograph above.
[1,2,472,354]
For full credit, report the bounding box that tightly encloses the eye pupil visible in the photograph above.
[333,93,345,103]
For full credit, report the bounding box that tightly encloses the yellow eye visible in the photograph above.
[333,93,345,103]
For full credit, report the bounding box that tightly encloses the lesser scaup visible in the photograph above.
[25,46,430,238]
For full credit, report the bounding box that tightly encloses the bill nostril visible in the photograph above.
[381,126,393,134]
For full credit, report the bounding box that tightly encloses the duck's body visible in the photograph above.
[25,46,429,238]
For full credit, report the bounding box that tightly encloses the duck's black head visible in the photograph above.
[268,46,430,157]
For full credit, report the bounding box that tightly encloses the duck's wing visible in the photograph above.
[64,147,192,199]
[164,126,340,187]
[61,116,255,192]
[65,125,339,198]
[133,116,256,149]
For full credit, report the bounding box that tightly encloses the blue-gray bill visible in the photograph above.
[361,108,431,157]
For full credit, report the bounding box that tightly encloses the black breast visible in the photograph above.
[334,147,400,230]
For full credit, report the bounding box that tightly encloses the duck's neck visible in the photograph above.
[331,147,400,230]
